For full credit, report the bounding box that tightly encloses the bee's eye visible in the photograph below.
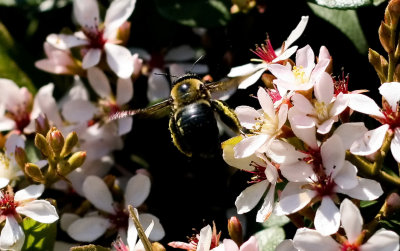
[178,83,190,94]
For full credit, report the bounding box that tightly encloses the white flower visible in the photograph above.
[0,134,25,188]
[46,0,136,78]
[271,135,383,236]
[222,136,278,222]
[0,184,59,251]
[86,67,134,136]
[65,174,164,243]
[267,45,330,91]
[221,236,258,251]
[289,72,349,134]
[233,87,288,158]
[345,82,400,162]
[228,16,309,89]
[291,199,399,251]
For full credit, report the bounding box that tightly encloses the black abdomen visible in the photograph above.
[173,101,220,158]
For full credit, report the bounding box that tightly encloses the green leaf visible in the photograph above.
[254,227,285,251]
[155,0,231,27]
[0,22,35,93]
[21,218,57,251]
[261,214,290,228]
[307,0,386,9]
[360,200,379,208]
[308,2,368,54]
[71,244,111,251]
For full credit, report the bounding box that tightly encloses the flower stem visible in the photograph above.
[128,205,153,251]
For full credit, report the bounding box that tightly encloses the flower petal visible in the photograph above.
[222,239,239,251]
[258,87,274,119]
[82,49,101,69]
[62,99,97,123]
[347,93,384,118]
[285,16,309,49]
[87,67,112,98]
[235,180,268,214]
[333,161,358,190]
[291,93,314,114]
[361,229,400,251]
[124,173,151,208]
[275,240,297,251]
[379,82,400,112]
[234,134,269,158]
[296,45,315,71]
[338,177,383,201]
[333,122,368,150]
[46,33,88,50]
[314,197,340,236]
[280,161,315,182]
[105,43,134,78]
[16,200,59,223]
[256,184,275,222]
[293,228,340,251]
[60,213,80,231]
[350,124,389,156]
[275,182,316,215]
[321,134,345,177]
[390,128,400,163]
[339,199,363,243]
[314,72,333,104]
[82,176,115,214]
[104,0,136,39]
[118,117,133,136]
[116,77,134,106]
[0,216,25,251]
[67,216,111,242]
[137,213,164,241]
[73,0,99,27]
[14,184,44,201]
[235,106,259,129]
[196,225,212,251]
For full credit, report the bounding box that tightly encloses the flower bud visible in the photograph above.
[368,48,388,82]
[25,163,45,183]
[379,21,393,53]
[67,151,86,170]
[152,242,166,251]
[34,114,50,136]
[385,192,400,216]
[60,131,78,158]
[228,216,243,247]
[56,160,71,177]
[48,129,64,157]
[389,0,400,25]
[14,146,27,169]
[34,133,52,158]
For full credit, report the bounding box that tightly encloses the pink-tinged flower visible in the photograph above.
[222,136,278,222]
[86,67,134,135]
[113,208,154,251]
[267,45,330,91]
[233,87,288,158]
[169,224,222,251]
[46,0,136,78]
[291,199,399,251]
[35,42,83,76]
[0,184,59,251]
[270,135,383,236]
[289,72,349,134]
[0,134,25,188]
[345,82,400,162]
[228,16,309,89]
[0,79,33,133]
[222,236,258,251]
[64,175,164,243]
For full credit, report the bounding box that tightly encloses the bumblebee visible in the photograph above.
[111,73,245,158]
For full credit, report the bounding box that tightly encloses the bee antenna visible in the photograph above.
[154,72,178,80]
[188,55,205,73]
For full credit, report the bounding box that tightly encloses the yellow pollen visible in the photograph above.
[314,101,329,121]
[0,153,10,170]
[292,66,308,84]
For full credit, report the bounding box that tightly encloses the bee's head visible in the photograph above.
[171,73,208,107]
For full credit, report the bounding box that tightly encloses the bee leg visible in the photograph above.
[169,116,192,157]
[211,100,242,134]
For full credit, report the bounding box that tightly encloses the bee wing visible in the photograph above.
[109,98,173,121]
[206,75,250,100]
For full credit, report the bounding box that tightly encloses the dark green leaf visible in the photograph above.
[0,22,35,93]
[360,200,379,208]
[307,0,385,9]
[255,227,285,251]
[21,218,57,251]
[308,2,368,54]
[154,0,231,27]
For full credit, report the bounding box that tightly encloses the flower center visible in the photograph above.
[113,238,129,251]
[250,38,277,63]
[313,101,329,121]
[246,161,267,183]
[0,191,17,216]
[252,114,278,136]
[381,102,400,130]
[108,207,129,229]
[341,242,360,251]
[334,73,349,96]
[292,66,308,84]
[82,20,107,49]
